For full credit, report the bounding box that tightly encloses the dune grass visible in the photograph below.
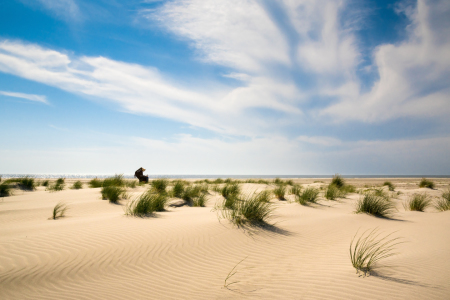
[0,182,12,197]
[125,192,168,216]
[126,180,138,188]
[257,179,270,185]
[289,184,302,196]
[218,192,275,227]
[41,180,50,187]
[331,174,345,188]
[221,183,240,199]
[296,187,320,205]
[355,193,396,218]
[103,174,125,187]
[172,180,185,198]
[403,193,431,212]
[181,185,209,206]
[435,189,450,211]
[89,178,103,188]
[52,202,69,220]
[419,178,435,189]
[324,184,342,200]
[71,180,83,190]
[6,177,36,190]
[350,228,402,276]
[383,181,395,191]
[47,178,65,192]
[101,186,124,203]
[273,184,287,200]
[192,193,208,207]
[151,178,169,194]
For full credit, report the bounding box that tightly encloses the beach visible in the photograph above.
[1,177,449,299]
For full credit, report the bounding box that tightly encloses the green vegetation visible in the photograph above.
[52,202,68,220]
[47,178,65,192]
[151,178,169,194]
[257,179,270,185]
[41,180,50,187]
[182,185,208,207]
[331,174,345,188]
[324,184,342,200]
[5,177,36,190]
[435,189,450,211]
[172,180,185,198]
[71,181,83,190]
[403,193,431,212]
[213,178,224,184]
[103,174,125,188]
[289,185,302,196]
[218,191,275,227]
[101,186,125,203]
[350,229,402,276]
[125,180,138,188]
[273,185,286,200]
[419,178,435,189]
[355,193,396,218]
[88,178,103,188]
[0,182,12,197]
[383,181,395,191]
[221,183,240,199]
[125,192,168,216]
[296,187,320,205]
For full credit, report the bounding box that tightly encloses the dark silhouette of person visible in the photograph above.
[134,167,149,183]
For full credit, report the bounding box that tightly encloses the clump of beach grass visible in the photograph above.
[41,180,50,187]
[331,174,345,188]
[0,182,12,197]
[273,185,287,200]
[218,192,275,227]
[172,180,185,198]
[435,189,450,211]
[419,178,435,189]
[290,184,302,196]
[125,192,168,216]
[355,193,396,218]
[221,183,240,199]
[324,184,342,200]
[126,180,138,188]
[101,186,125,203]
[103,174,125,187]
[71,181,83,190]
[51,202,68,220]
[151,178,169,194]
[182,185,209,207]
[403,193,431,212]
[88,178,103,188]
[350,228,403,276]
[6,177,36,190]
[383,181,395,191]
[47,178,65,192]
[192,193,208,207]
[296,187,320,205]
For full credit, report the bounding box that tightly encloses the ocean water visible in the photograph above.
[1,174,449,179]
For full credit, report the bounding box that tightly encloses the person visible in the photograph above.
[134,167,149,183]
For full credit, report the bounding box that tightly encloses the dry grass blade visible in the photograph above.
[224,256,248,288]
[350,228,403,276]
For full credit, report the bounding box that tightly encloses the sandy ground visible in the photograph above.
[1,178,449,299]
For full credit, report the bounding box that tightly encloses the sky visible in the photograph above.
[0,0,449,175]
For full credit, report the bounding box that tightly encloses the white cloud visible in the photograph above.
[0,90,49,104]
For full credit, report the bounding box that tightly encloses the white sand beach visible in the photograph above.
[1,178,450,299]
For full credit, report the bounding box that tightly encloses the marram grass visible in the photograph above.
[89,178,103,188]
[331,174,345,188]
[350,228,402,276]
[403,193,431,212]
[273,185,286,200]
[355,193,396,218]
[0,182,12,197]
[125,192,169,216]
[435,189,450,211]
[52,202,69,220]
[101,186,124,203]
[383,181,395,191]
[71,181,83,190]
[296,187,319,205]
[419,178,435,189]
[289,184,302,196]
[151,178,169,194]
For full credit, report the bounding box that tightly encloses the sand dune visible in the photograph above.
[1,178,449,299]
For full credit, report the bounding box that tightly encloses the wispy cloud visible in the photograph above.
[20,0,81,21]
[0,90,49,104]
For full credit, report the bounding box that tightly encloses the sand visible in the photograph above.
[1,178,450,299]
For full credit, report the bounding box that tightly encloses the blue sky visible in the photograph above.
[0,0,449,175]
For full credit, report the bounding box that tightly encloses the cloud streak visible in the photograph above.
[0,90,49,104]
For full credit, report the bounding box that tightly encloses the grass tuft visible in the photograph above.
[403,193,431,212]
[289,184,302,196]
[125,192,168,216]
[52,202,68,220]
[151,178,169,194]
[0,182,12,197]
[172,180,185,198]
[101,186,124,203]
[71,181,83,190]
[350,228,402,276]
[435,188,450,211]
[324,184,342,200]
[419,178,435,189]
[126,180,138,188]
[103,174,125,187]
[355,193,396,218]
[331,174,345,188]
[218,192,275,227]
[383,181,395,191]
[296,187,320,205]
[221,183,240,199]
[47,178,65,192]
[41,180,50,187]
[89,178,103,188]
[273,185,286,200]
